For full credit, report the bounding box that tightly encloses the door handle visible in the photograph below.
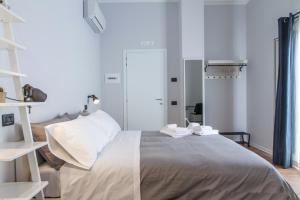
[155,98,163,101]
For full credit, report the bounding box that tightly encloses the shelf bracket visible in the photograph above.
[204,65,208,72]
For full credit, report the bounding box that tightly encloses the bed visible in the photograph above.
[21,110,298,200]
[57,131,298,200]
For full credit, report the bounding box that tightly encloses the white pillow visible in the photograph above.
[87,110,121,141]
[45,116,110,169]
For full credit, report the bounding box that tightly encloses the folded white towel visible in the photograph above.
[160,124,217,138]
[160,126,192,138]
[187,123,200,130]
[194,129,219,136]
[201,126,213,132]
[176,127,191,135]
[167,124,178,129]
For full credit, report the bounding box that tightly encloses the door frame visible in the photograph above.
[123,49,168,130]
[182,58,206,126]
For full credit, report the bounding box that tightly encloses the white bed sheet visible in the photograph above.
[60,131,141,200]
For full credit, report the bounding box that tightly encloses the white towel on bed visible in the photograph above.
[192,126,219,136]
[160,125,192,138]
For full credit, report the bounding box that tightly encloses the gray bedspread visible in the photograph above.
[140,132,299,200]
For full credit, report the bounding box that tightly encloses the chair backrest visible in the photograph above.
[194,103,203,115]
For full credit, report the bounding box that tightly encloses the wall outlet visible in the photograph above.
[2,114,14,127]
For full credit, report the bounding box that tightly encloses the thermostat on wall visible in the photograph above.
[105,73,120,84]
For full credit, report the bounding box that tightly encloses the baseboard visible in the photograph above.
[293,161,300,170]
[251,143,273,155]
[251,143,300,170]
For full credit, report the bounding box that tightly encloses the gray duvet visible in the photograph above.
[140,132,299,200]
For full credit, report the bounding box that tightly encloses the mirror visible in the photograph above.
[184,60,204,126]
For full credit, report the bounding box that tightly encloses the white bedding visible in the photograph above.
[60,131,141,200]
[46,110,121,170]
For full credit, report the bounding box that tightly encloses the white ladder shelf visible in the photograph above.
[0,3,47,200]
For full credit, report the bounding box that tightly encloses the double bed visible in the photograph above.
[17,110,298,200]
[59,131,298,200]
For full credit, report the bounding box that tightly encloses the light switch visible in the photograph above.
[171,77,178,82]
[171,101,178,106]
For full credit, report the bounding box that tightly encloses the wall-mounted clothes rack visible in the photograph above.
[205,60,248,72]
[205,60,248,80]
[292,11,300,19]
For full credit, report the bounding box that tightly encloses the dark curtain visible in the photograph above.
[273,14,296,168]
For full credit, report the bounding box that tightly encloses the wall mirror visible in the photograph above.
[184,60,205,126]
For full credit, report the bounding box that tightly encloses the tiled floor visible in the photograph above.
[45,146,300,200]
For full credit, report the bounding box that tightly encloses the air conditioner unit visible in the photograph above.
[83,0,106,33]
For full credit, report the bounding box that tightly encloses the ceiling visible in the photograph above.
[98,0,250,5]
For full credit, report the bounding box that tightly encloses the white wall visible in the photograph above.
[204,5,247,132]
[100,3,181,128]
[179,0,205,125]
[247,0,300,153]
[0,0,101,181]
[180,0,205,59]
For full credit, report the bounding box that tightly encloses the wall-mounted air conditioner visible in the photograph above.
[83,0,106,33]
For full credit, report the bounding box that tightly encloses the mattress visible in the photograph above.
[60,131,299,200]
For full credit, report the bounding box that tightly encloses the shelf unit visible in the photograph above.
[205,60,248,72]
[0,3,47,200]
[0,69,26,77]
[0,182,47,200]
[0,4,25,23]
[0,102,44,107]
[205,60,248,80]
[0,37,25,50]
[0,142,47,162]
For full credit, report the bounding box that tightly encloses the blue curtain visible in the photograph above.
[273,14,296,169]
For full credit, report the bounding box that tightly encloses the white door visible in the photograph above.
[125,49,166,131]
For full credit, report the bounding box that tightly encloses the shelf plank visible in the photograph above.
[0,102,44,107]
[0,4,25,23]
[206,59,248,66]
[0,142,47,161]
[0,69,26,77]
[0,182,48,200]
[0,37,26,50]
